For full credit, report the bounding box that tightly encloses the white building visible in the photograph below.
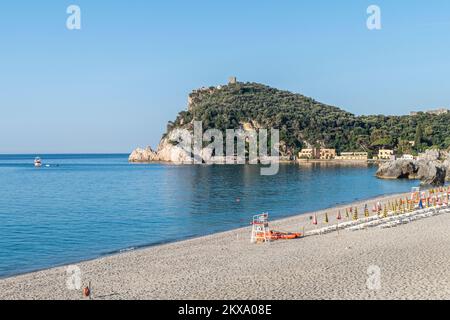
[401,154,414,160]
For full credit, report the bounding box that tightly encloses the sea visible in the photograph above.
[0,154,418,278]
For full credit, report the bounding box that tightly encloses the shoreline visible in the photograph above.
[5,190,450,299]
[0,190,412,281]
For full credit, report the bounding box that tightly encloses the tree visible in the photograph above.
[414,125,424,151]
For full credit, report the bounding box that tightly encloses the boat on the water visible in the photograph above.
[34,157,42,167]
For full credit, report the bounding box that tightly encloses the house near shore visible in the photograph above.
[298,148,319,159]
[298,148,336,160]
[335,152,368,161]
[378,149,395,160]
[320,149,336,160]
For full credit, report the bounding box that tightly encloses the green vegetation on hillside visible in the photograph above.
[167,82,450,157]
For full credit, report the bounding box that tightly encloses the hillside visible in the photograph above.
[163,82,450,158]
[130,81,450,162]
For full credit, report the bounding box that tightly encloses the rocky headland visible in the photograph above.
[129,81,450,170]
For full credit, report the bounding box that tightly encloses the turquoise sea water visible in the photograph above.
[0,154,417,278]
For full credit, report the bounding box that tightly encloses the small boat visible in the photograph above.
[34,157,42,167]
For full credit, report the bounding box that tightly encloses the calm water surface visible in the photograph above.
[0,154,417,278]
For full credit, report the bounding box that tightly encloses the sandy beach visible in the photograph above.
[1,191,450,300]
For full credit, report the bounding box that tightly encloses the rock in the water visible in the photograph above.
[128,147,158,162]
[416,149,449,183]
[376,158,446,186]
[376,160,417,180]
[129,129,194,164]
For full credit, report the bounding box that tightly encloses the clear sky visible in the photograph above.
[1,0,450,153]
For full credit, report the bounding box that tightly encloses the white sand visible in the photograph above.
[1,192,450,300]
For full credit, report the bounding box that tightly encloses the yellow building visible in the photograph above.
[319,149,336,160]
[298,149,316,159]
[298,148,336,160]
[378,149,394,160]
[335,152,368,161]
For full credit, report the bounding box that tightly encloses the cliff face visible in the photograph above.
[155,129,193,163]
[443,159,450,181]
[129,129,193,163]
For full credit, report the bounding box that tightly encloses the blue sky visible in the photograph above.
[1,0,450,153]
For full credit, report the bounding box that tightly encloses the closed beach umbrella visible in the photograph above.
[353,208,358,221]
[325,212,329,224]
[312,214,318,225]
[337,211,342,220]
